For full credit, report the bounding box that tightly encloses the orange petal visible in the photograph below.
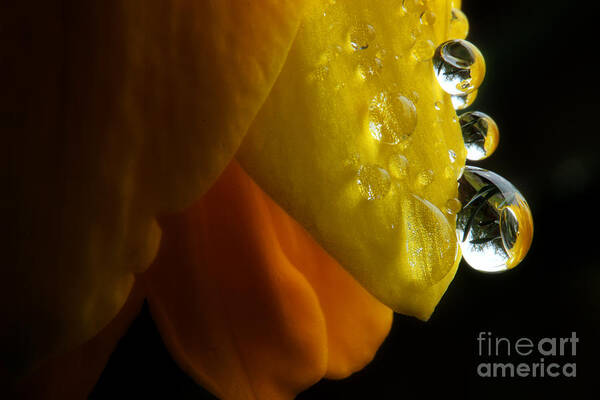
[9,283,144,399]
[142,161,392,399]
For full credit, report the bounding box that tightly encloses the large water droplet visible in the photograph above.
[433,39,485,96]
[448,8,469,39]
[403,194,458,287]
[456,166,533,272]
[368,92,417,145]
[356,164,392,200]
[459,111,499,160]
[349,23,376,51]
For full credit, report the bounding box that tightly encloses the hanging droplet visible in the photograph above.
[432,39,485,96]
[349,23,376,51]
[356,164,392,200]
[412,39,436,62]
[456,166,533,272]
[459,111,499,161]
[388,153,409,178]
[451,89,478,110]
[403,194,458,288]
[448,8,469,39]
[368,92,417,145]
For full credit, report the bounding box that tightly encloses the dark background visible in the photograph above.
[91,1,600,399]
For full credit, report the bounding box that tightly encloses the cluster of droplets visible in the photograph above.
[430,34,534,272]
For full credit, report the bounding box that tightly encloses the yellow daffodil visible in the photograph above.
[2,0,514,398]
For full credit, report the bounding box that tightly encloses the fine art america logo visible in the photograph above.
[476,332,578,378]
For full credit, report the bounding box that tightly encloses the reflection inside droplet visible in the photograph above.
[456,166,533,272]
[459,111,499,160]
[433,39,485,96]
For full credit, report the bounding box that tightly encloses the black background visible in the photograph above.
[91,1,600,399]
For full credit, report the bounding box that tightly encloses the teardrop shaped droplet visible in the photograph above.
[356,164,392,200]
[459,111,499,160]
[433,39,485,96]
[403,194,458,288]
[448,8,469,39]
[368,92,417,145]
[451,89,478,110]
[456,166,533,272]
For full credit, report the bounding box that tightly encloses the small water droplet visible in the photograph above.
[459,111,499,161]
[448,8,469,39]
[350,23,376,51]
[434,100,442,110]
[308,64,330,82]
[448,149,457,163]
[356,164,392,200]
[433,39,485,95]
[388,153,409,178]
[456,166,533,272]
[445,197,462,215]
[368,92,417,145]
[420,10,436,25]
[416,169,434,186]
[412,39,436,62]
[357,57,383,80]
[451,89,478,110]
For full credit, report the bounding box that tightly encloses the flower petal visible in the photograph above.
[3,0,311,374]
[238,0,465,316]
[143,161,392,399]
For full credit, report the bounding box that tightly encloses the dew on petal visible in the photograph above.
[433,39,485,96]
[368,92,417,145]
[356,164,392,200]
[448,8,469,39]
[459,111,499,161]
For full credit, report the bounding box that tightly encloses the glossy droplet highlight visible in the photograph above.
[459,111,499,160]
[451,89,478,110]
[433,39,485,96]
[456,166,533,272]
[349,23,376,51]
[420,10,436,26]
[412,39,436,62]
[445,198,462,215]
[403,194,458,288]
[448,8,469,39]
[356,164,392,200]
[368,92,417,145]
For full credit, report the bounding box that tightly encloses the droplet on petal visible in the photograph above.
[456,166,533,272]
[433,39,485,96]
[350,23,376,51]
[412,39,436,62]
[459,111,499,160]
[448,8,469,39]
[357,164,392,200]
[368,92,417,145]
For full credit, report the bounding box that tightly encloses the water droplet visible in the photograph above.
[350,23,376,51]
[434,100,442,110]
[459,111,499,161]
[388,153,409,178]
[416,169,434,186]
[445,197,462,215]
[420,10,436,25]
[433,39,485,96]
[412,39,436,62]
[403,194,458,287]
[448,8,469,39]
[308,64,330,82]
[368,92,417,145]
[451,89,478,110]
[357,57,383,80]
[448,149,457,163]
[356,164,392,200]
[456,166,533,272]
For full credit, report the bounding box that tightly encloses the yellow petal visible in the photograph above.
[238,0,466,318]
[3,0,311,374]
[143,161,392,399]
